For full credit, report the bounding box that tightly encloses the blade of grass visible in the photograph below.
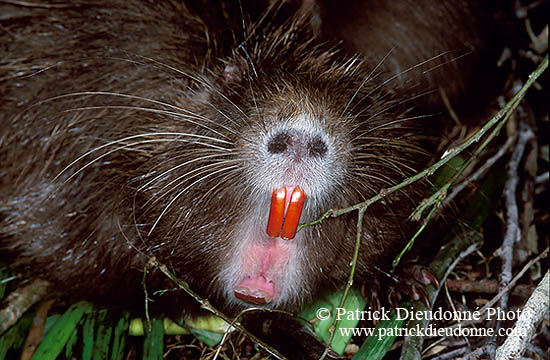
[353,308,406,360]
[142,318,163,360]
[93,310,113,360]
[0,308,34,360]
[82,312,95,360]
[30,301,93,360]
[64,327,78,359]
[300,287,366,355]
[110,313,129,360]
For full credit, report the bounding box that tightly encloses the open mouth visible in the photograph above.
[233,186,306,306]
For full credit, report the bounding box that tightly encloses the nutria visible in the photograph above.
[0,0,495,320]
[313,0,503,109]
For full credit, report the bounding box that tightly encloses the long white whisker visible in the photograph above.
[349,87,437,129]
[349,113,433,142]
[350,110,435,141]
[148,164,241,236]
[354,156,417,174]
[421,50,473,76]
[61,104,236,139]
[346,51,456,115]
[108,54,251,121]
[137,152,231,192]
[107,55,204,83]
[351,170,397,186]
[202,102,250,138]
[340,50,393,117]
[53,133,232,182]
[39,91,244,139]
[168,167,243,252]
[145,158,242,206]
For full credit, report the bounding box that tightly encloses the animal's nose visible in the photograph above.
[266,129,328,160]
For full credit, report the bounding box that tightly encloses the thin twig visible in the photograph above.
[496,271,550,359]
[479,248,548,315]
[148,257,288,360]
[498,120,535,310]
[399,229,484,360]
[299,55,548,268]
[442,135,515,208]
[431,248,549,334]
[0,279,49,334]
[319,207,366,360]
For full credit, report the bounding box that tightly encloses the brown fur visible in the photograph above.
[0,0,491,317]
[315,0,502,108]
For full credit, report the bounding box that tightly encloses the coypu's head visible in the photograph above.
[0,1,431,317]
[137,16,430,314]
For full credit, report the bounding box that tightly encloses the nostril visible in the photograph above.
[267,131,292,154]
[267,129,329,159]
[308,136,328,158]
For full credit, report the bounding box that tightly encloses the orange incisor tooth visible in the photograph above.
[280,187,306,240]
[266,187,286,237]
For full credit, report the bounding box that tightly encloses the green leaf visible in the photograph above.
[30,301,93,360]
[300,287,367,355]
[0,308,34,360]
[188,328,224,348]
[93,310,112,360]
[430,155,466,190]
[42,314,61,337]
[129,316,225,348]
[186,315,229,347]
[353,308,405,360]
[164,318,189,335]
[142,318,163,360]
[82,312,95,360]
[64,327,78,359]
[111,313,129,360]
[185,315,228,333]
[128,318,145,336]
